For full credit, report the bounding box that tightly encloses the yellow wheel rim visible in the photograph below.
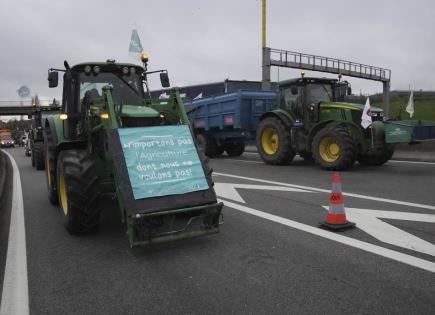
[261,127,279,155]
[319,136,340,162]
[59,173,69,215]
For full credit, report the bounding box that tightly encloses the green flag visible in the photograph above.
[129,29,143,57]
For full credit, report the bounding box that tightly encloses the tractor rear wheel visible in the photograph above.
[358,144,395,166]
[57,149,101,234]
[33,142,45,170]
[312,126,358,171]
[224,139,245,157]
[44,129,58,205]
[257,117,295,165]
[196,133,218,157]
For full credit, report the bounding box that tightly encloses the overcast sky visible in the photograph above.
[0,0,434,104]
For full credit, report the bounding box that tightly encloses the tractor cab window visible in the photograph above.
[78,72,144,109]
[281,85,303,117]
[306,84,332,104]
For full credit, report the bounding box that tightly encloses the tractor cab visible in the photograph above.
[47,58,171,139]
[278,76,351,127]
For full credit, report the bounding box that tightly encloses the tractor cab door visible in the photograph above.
[304,83,333,125]
[280,84,304,120]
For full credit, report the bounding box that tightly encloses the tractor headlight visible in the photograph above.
[93,66,100,74]
[122,67,129,75]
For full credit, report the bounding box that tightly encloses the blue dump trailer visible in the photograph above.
[184,90,277,157]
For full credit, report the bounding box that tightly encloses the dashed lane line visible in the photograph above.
[0,151,29,315]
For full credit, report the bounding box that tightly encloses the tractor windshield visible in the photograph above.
[78,72,144,106]
[306,84,333,104]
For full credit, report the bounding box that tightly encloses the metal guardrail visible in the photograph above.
[269,48,391,82]
[0,100,57,107]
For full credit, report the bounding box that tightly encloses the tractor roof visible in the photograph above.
[71,61,144,72]
[278,77,339,87]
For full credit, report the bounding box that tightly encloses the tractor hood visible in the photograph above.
[320,102,383,113]
[119,105,160,118]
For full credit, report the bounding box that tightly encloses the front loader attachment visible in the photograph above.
[106,125,223,247]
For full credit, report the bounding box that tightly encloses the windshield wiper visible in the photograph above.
[115,74,141,97]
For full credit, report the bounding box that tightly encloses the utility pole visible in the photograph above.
[261,0,271,90]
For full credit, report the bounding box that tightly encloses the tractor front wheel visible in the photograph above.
[44,129,58,205]
[312,126,358,171]
[57,149,101,234]
[33,142,45,170]
[358,144,395,166]
[256,117,295,165]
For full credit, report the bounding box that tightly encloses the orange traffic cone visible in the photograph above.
[320,172,355,230]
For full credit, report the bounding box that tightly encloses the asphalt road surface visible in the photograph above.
[1,147,435,314]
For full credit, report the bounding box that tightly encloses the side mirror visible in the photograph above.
[160,72,170,88]
[347,86,352,95]
[48,71,58,88]
[290,86,298,95]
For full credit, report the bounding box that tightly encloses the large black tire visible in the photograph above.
[224,139,245,157]
[358,144,395,166]
[44,129,59,205]
[256,117,295,165]
[57,150,101,234]
[215,145,225,156]
[312,126,358,171]
[33,141,45,170]
[30,142,36,167]
[196,133,218,157]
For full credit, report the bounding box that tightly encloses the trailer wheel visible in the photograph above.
[256,117,295,165]
[358,144,395,166]
[312,125,358,171]
[44,129,59,205]
[57,149,101,234]
[224,140,245,156]
[33,142,45,170]
[196,133,218,157]
[215,145,225,156]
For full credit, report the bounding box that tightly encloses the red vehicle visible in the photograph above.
[0,130,15,148]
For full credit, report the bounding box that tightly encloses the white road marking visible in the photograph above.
[219,198,435,273]
[388,160,435,165]
[214,183,313,203]
[326,206,435,256]
[214,172,435,211]
[242,151,435,165]
[225,159,263,164]
[0,151,29,315]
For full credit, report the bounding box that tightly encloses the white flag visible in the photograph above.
[193,92,203,100]
[128,29,143,60]
[159,92,169,99]
[361,97,372,129]
[406,91,414,118]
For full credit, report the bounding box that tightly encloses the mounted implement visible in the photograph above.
[45,55,223,247]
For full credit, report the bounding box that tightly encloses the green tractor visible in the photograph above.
[45,55,223,247]
[257,76,394,170]
[28,104,61,170]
